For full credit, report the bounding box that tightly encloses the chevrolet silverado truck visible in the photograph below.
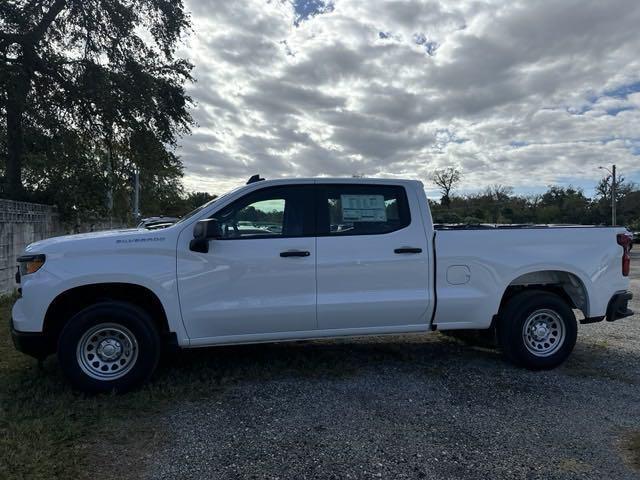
[11,177,634,392]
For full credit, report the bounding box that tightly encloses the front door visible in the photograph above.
[177,184,317,342]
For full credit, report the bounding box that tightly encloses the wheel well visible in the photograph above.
[44,283,170,346]
[499,270,589,317]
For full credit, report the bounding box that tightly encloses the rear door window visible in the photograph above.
[317,184,411,236]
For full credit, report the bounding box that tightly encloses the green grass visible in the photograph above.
[0,296,170,479]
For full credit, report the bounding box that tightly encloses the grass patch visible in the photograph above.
[557,458,592,474]
[564,364,637,384]
[0,296,173,479]
[620,430,640,471]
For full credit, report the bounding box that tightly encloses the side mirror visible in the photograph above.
[189,219,222,253]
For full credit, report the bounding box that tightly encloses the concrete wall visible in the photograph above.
[0,200,64,295]
[0,199,128,295]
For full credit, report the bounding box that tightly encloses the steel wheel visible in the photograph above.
[521,309,566,357]
[76,323,139,380]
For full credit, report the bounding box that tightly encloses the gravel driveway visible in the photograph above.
[142,251,640,480]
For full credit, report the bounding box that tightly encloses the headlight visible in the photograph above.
[17,254,46,276]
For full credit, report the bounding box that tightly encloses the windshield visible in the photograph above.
[174,198,218,225]
[174,184,246,225]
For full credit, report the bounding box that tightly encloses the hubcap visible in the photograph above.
[76,323,138,380]
[97,338,123,361]
[522,309,566,357]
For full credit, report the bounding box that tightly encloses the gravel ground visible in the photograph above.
[143,251,640,480]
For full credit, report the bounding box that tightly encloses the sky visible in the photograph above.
[177,0,640,199]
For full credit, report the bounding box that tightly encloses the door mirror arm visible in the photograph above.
[189,219,223,253]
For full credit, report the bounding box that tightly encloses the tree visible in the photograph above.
[593,172,637,226]
[484,184,514,202]
[595,172,635,202]
[429,183,608,226]
[184,191,217,211]
[0,0,193,207]
[481,185,514,223]
[620,191,640,230]
[536,185,590,224]
[431,166,461,208]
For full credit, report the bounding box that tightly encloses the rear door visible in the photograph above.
[315,183,432,332]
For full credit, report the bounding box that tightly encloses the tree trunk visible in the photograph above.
[5,45,34,199]
[5,84,26,199]
[3,0,66,198]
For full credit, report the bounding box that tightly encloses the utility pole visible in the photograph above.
[611,164,616,226]
[133,168,140,222]
[598,164,617,226]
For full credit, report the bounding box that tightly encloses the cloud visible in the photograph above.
[179,0,640,196]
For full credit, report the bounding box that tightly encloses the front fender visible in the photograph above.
[15,253,188,346]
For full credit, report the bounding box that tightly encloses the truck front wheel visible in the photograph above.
[498,291,577,369]
[57,301,161,393]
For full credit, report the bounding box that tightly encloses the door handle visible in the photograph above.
[280,250,311,257]
[394,247,422,254]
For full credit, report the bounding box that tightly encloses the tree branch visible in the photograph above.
[27,0,67,44]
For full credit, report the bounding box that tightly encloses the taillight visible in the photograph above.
[617,233,632,277]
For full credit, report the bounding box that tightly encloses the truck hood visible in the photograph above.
[24,228,164,254]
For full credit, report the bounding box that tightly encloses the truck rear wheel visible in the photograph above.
[498,290,577,369]
[57,301,160,393]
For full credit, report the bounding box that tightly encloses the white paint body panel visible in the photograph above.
[176,236,317,340]
[11,229,189,345]
[316,182,432,331]
[12,178,631,348]
[432,228,629,329]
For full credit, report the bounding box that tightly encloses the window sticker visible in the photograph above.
[340,194,387,222]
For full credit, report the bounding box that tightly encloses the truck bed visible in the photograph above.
[432,226,629,330]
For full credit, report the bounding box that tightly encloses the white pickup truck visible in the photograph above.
[11,177,634,392]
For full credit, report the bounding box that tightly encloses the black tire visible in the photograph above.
[497,290,577,370]
[57,301,160,393]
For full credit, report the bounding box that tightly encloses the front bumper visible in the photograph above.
[10,317,54,360]
[606,290,634,322]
